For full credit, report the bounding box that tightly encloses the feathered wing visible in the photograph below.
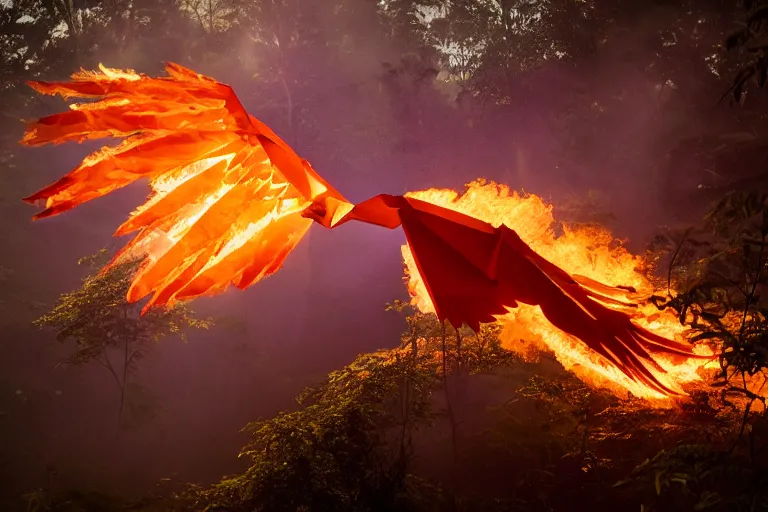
[21,63,346,310]
[334,194,705,396]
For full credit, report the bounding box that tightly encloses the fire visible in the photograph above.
[22,63,721,404]
[402,180,715,402]
[93,64,141,82]
[21,63,320,311]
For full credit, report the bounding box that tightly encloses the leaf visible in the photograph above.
[724,66,756,104]
[34,249,211,419]
[694,491,723,510]
[655,470,663,495]
[758,63,768,88]
[725,29,749,51]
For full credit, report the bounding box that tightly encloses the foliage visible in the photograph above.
[205,350,436,511]
[435,355,746,511]
[493,372,617,478]
[724,0,768,103]
[6,0,768,509]
[22,484,200,512]
[649,193,768,405]
[198,304,516,511]
[635,192,768,511]
[616,442,768,511]
[387,298,518,376]
[33,249,212,426]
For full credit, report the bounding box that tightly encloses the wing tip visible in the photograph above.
[23,197,57,220]
[26,80,53,95]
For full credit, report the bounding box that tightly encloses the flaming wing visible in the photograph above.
[22,63,707,397]
[329,194,704,395]
[22,63,348,310]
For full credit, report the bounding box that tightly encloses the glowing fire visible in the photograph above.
[402,180,715,402]
[21,63,323,312]
[22,63,721,404]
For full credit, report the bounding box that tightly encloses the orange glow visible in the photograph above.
[21,63,348,311]
[23,64,720,404]
[402,180,716,402]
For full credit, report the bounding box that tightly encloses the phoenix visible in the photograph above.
[20,64,711,399]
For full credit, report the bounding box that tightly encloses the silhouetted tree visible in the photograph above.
[34,249,212,427]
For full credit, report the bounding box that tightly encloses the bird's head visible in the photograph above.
[301,195,355,229]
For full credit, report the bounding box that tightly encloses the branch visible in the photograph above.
[667,227,692,294]
[97,345,123,392]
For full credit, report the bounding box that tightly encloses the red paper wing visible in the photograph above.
[493,227,705,395]
[337,195,704,396]
[21,63,346,310]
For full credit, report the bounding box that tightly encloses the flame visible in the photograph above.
[22,63,317,310]
[402,180,716,403]
[22,63,731,404]
[94,64,141,82]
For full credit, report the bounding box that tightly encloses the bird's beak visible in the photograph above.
[302,197,355,229]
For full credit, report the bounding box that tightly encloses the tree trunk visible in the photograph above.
[117,337,130,429]
[441,322,459,510]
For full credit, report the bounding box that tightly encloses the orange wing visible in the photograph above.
[22,63,347,310]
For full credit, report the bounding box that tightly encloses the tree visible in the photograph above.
[411,0,760,211]
[204,349,440,511]
[650,192,768,408]
[724,0,768,103]
[33,249,212,427]
[197,302,514,511]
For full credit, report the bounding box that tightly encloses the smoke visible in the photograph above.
[0,0,736,503]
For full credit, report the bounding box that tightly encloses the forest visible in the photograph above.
[2,0,768,510]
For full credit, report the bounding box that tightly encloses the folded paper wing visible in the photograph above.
[328,194,704,396]
[21,63,347,311]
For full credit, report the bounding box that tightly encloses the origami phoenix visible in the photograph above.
[21,64,704,396]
